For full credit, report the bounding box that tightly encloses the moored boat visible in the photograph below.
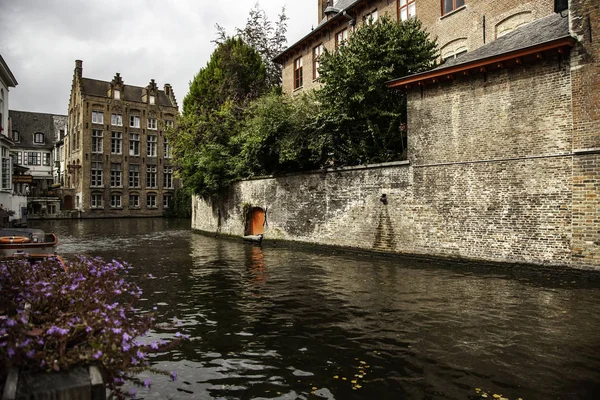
[0,228,58,258]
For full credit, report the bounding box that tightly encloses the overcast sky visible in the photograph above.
[0,0,316,115]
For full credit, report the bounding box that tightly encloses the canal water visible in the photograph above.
[33,219,600,400]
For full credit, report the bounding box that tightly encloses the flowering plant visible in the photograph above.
[0,256,180,398]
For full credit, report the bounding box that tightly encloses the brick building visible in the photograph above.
[192,0,600,269]
[64,60,179,217]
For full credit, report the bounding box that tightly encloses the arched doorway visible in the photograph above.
[249,207,265,235]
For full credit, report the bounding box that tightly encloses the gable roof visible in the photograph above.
[387,12,574,87]
[80,78,176,108]
[9,110,66,149]
[273,0,364,63]
[0,54,18,87]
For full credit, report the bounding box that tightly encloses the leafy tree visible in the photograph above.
[172,38,268,198]
[215,2,288,88]
[233,92,322,176]
[317,17,438,166]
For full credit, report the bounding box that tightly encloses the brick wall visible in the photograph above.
[570,0,600,264]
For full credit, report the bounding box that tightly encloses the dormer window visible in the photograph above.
[12,131,20,142]
[114,89,121,100]
[149,95,155,105]
[34,132,45,144]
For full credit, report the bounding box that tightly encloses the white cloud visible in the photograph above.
[0,0,315,114]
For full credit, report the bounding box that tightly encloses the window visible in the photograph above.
[130,115,140,128]
[12,131,20,142]
[364,9,378,23]
[400,1,416,20]
[91,162,103,187]
[110,194,121,208]
[442,0,465,15]
[146,165,157,188]
[43,153,51,166]
[111,113,123,126]
[163,194,171,209]
[91,194,103,208]
[16,152,22,165]
[164,167,173,189]
[34,132,44,144]
[335,29,348,49]
[111,131,122,154]
[313,44,324,80]
[128,164,140,188]
[442,47,468,62]
[149,95,155,105]
[294,57,303,90]
[164,137,171,158]
[114,89,121,100]
[147,118,157,130]
[129,194,140,208]
[27,152,41,165]
[92,130,103,153]
[92,111,104,124]
[165,120,174,129]
[129,133,140,156]
[110,163,122,187]
[146,193,157,208]
[147,135,157,157]
[2,157,10,190]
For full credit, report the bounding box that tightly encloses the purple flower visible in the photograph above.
[149,341,159,350]
[136,350,145,359]
[85,326,92,333]
[143,378,151,388]
[92,350,103,359]
[112,328,122,334]
[40,359,46,368]
[26,349,35,358]
[174,332,182,338]
[130,389,136,398]
[122,343,131,352]
[7,348,15,358]
[170,371,177,381]
[6,318,16,327]
[131,357,138,365]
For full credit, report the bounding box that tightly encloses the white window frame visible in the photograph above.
[111,131,122,154]
[91,162,103,187]
[129,115,140,128]
[92,111,104,124]
[149,95,155,105]
[91,194,103,208]
[147,135,157,157]
[163,167,173,189]
[110,194,122,208]
[147,118,157,130]
[111,113,123,126]
[128,164,140,188]
[129,194,140,208]
[146,193,157,208]
[110,163,122,187]
[114,89,121,100]
[92,130,103,153]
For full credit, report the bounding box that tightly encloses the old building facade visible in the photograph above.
[275,0,557,95]
[64,60,179,217]
[193,0,600,269]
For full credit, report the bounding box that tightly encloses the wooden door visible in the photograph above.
[64,195,73,210]
[250,208,265,235]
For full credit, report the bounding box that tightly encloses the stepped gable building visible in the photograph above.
[65,60,179,217]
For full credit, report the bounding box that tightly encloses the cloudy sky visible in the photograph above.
[0,0,316,115]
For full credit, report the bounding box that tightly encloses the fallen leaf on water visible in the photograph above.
[481,394,488,398]
[358,374,363,378]
[333,375,339,379]
[351,380,357,384]
[475,388,481,393]
[493,395,501,399]
[360,361,366,365]
[356,384,362,389]
[342,377,347,381]
[312,387,317,390]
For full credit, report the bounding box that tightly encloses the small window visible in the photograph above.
[114,89,121,100]
[91,193,103,209]
[294,57,303,90]
[129,194,140,208]
[147,118,157,130]
[12,131,20,142]
[43,153,51,166]
[335,28,348,49]
[92,111,104,124]
[400,0,416,21]
[92,130,103,153]
[165,120,174,129]
[149,95,155,105]
[110,163,122,187]
[147,135,157,157]
[130,115,140,128]
[364,9,378,24]
[111,113,123,126]
[442,0,465,15]
[146,193,157,208]
[163,194,172,209]
[110,194,121,208]
[34,132,44,144]
[313,44,324,81]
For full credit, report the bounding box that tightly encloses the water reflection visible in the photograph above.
[32,219,600,399]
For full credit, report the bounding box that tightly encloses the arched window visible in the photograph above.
[34,132,45,144]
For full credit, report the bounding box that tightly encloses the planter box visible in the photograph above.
[2,366,105,400]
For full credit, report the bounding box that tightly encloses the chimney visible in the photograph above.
[75,59,83,79]
[318,0,327,24]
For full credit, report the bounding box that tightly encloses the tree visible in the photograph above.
[172,37,268,198]
[215,2,288,88]
[317,17,438,166]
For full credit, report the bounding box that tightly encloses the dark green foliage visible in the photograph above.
[316,17,438,166]
[164,189,192,218]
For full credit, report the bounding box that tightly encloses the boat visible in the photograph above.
[0,228,66,269]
